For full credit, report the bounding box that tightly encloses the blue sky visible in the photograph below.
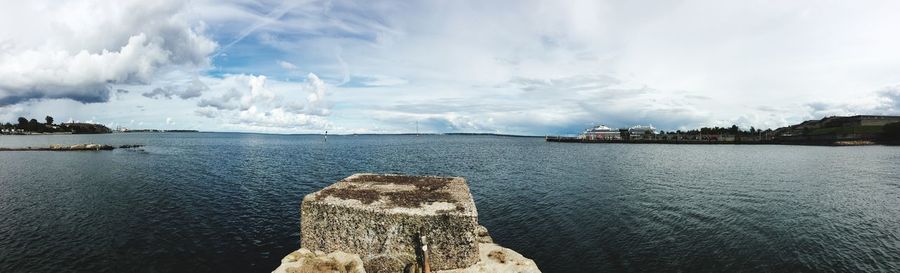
[2,0,900,134]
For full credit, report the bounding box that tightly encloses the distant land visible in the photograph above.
[4,114,900,146]
[549,115,900,146]
[772,115,900,145]
[443,132,541,138]
[0,116,111,135]
[118,129,200,133]
[0,116,204,135]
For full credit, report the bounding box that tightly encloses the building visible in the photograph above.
[628,125,657,140]
[579,124,622,140]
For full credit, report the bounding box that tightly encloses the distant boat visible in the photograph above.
[580,124,621,140]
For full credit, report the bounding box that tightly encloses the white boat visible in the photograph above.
[579,124,621,140]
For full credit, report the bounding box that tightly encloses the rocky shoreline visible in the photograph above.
[0,144,144,151]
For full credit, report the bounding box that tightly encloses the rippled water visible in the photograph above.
[1,133,899,272]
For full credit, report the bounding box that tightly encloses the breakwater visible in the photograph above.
[0,144,144,151]
[274,173,541,273]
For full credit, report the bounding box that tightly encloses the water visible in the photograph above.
[1,133,899,273]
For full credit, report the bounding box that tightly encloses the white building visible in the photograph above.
[628,125,657,140]
[579,125,622,140]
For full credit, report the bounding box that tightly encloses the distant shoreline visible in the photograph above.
[545,136,896,146]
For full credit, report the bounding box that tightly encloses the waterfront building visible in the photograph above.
[628,125,657,140]
[579,124,622,140]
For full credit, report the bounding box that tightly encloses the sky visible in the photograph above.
[2,0,900,135]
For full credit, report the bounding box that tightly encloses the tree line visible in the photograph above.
[657,125,774,136]
[1,116,110,134]
[1,116,60,133]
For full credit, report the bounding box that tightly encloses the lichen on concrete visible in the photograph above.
[292,173,541,273]
[314,174,460,209]
[435,243,542,273]
[301,174,480,272]
[272,248,365,273]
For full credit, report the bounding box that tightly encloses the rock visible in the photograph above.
[118,144,145,149]
[301,174,480,272]
[272,248,365,273]
[474,225,493,244]
[435,243,541,273]
[0,143,137,152]
[282,249,316,263]
[363,254,413,273]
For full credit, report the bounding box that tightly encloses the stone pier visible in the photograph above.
[275,173,540,273]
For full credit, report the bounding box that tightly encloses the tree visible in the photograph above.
[45,116,54,125]
[17,117,27,128]
[28,119,41,132]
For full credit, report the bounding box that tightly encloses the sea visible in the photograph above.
[1,133,899,272]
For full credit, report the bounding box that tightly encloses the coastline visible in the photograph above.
[0,144,144,152]
[544,136,889,146]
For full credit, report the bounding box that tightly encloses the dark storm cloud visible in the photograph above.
[0,84,111,106]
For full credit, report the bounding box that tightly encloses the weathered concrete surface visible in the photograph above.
[301,174,480,272]
[435,243,541,273]
[272,248,365,273]
[274,243,542,273]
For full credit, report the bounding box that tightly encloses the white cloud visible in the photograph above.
[5,1,900,134]
[801,86,900,119]
[194,73,331,130]
[0,0,216,105]
[278,60,298,70]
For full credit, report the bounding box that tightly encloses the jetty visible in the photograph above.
[0,144,144,151]
[273,173,540,273]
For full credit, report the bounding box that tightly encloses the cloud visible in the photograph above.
[874,86,900,114]
[303,73,329,116]
[344,75,408,88]
[7,1,900,134]
[195,107,219,118]
[143,88,174,99]
[800,86,900,120]
[193,73,331,129]
[507,75,621,93]
[0,0,217,105]
[142,77,208,100]
[278,60,298,70]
